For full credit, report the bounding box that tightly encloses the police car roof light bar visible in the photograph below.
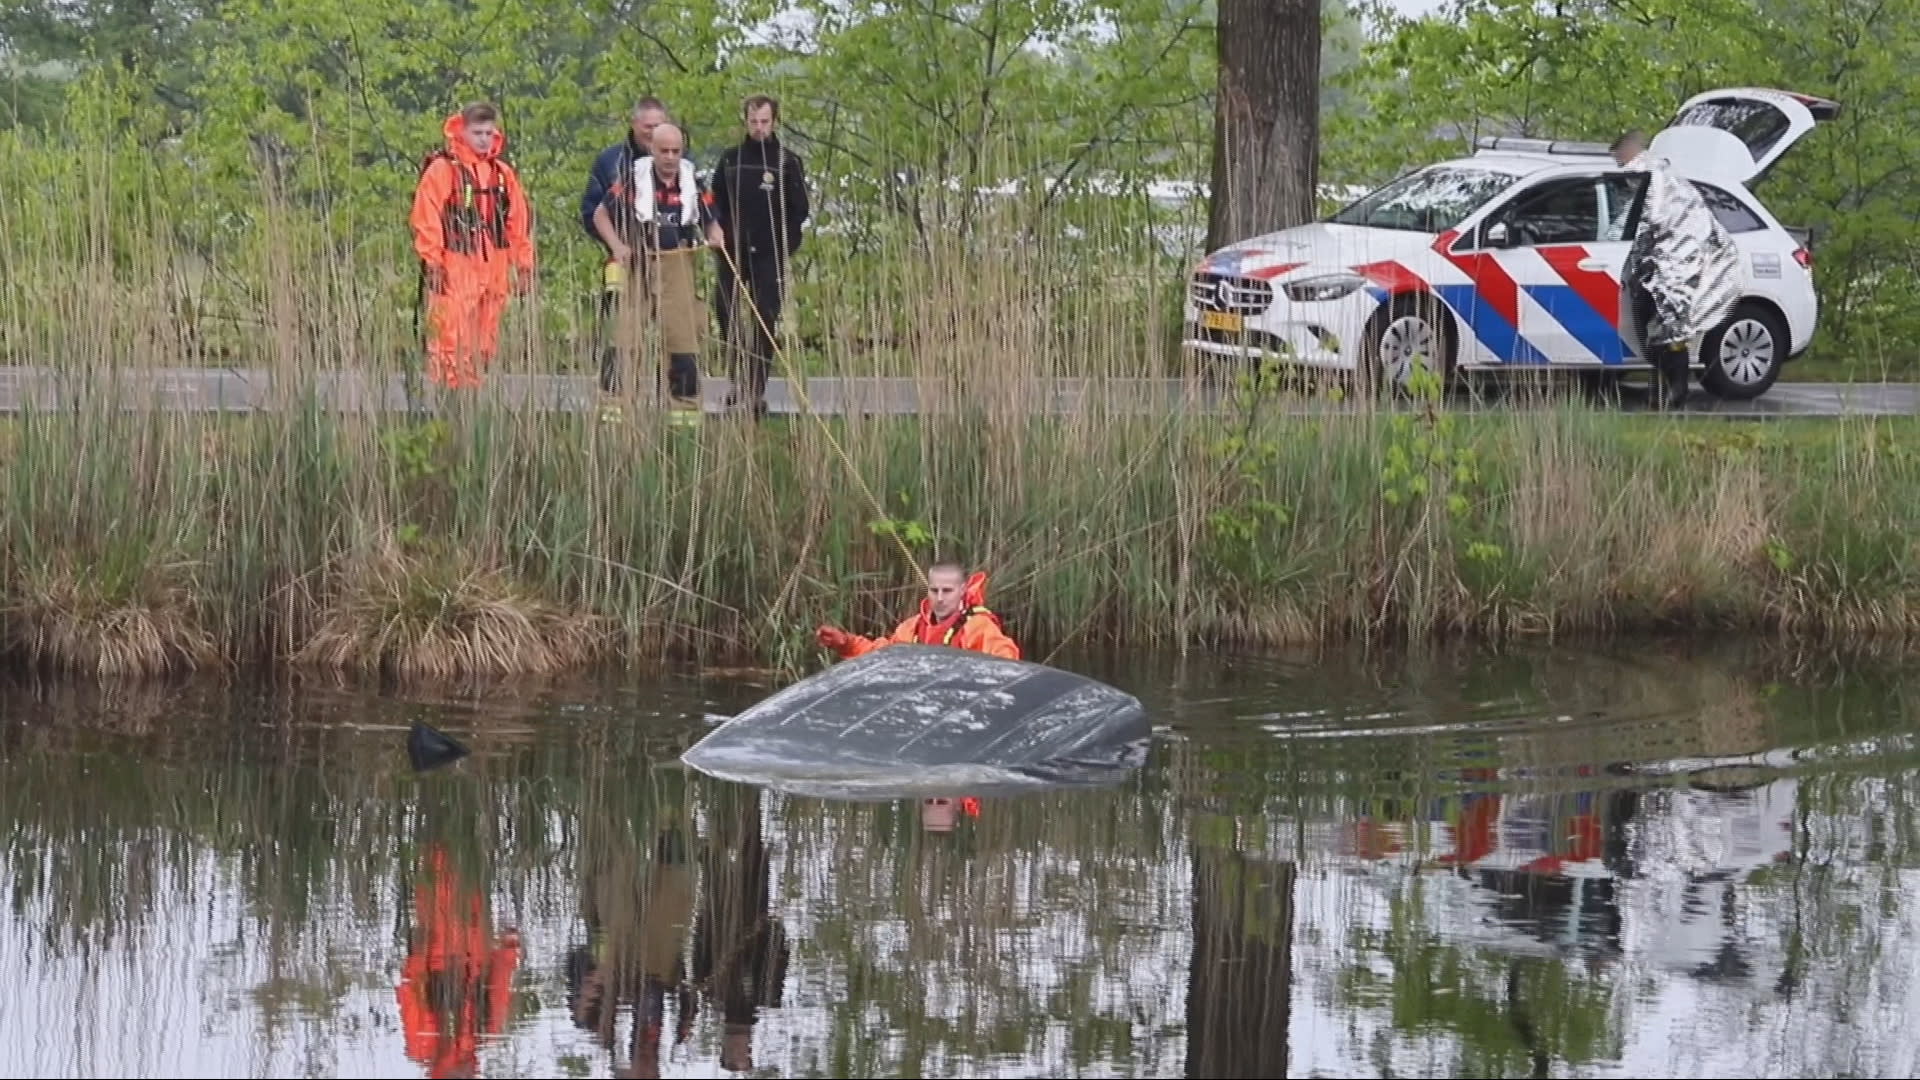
[1473,136,1613,157]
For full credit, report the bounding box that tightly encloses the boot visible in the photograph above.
[666,352,702,426]
[598,345,620,395]
[1657,343,1690,410]
[595,267,623,394]
[406,720,470,773]
[725,351,771,422]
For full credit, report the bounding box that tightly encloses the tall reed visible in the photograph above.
[4,126,1920,682]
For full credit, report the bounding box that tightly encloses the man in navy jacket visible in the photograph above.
[581,97,670,251]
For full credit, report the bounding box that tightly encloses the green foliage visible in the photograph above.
[1375,363,1506,584]
[0,0,219,129]
[381,418,448,483]
[777,0,1213,216]
[1201,425,1298,591]
[380,417,451,547]
[868,516,936,549]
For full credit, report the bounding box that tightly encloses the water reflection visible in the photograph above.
[397,843,520,1079]
[1,645,1917,1078]
[695,783,788,1074]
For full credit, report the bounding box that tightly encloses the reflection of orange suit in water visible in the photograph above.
[397,846,521,1079]
[409,111,536,390]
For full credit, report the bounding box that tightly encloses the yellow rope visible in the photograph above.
[710,240,927,591]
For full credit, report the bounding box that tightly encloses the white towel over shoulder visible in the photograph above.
[633,157,702,227]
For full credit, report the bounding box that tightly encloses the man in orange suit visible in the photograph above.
[816,563,1021,661]
[410,102,537,390]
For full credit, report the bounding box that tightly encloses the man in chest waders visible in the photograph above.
[1612,130,1742,410]
[592,122,723,424]
[409,102,536,391]
[582,98,701,402]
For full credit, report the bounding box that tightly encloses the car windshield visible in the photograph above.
[1329,166,1517,233]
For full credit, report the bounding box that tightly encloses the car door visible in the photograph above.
[1588,171,1649,362]
[1648,87,1840,189]
[1451,173,1625,366]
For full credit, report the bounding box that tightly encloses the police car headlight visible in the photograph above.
[1284,273,1365,302]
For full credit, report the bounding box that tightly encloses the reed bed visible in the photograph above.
[5,128,1920,683]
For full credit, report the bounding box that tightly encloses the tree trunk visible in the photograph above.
[1185,848,1294,1078]
[1207,0,1322,250]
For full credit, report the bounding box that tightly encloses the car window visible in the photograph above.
[1691,180,1766,233]
[1668,97,1792,163]
[1480,177,1601,248]
[1600,173,1645,241]
[1328,166,1516,233]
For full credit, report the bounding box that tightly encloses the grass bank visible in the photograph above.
[5,389,1920,683]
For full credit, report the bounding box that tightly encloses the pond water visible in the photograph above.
[2,643,1916,1079]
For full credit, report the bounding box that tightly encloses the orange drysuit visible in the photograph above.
[824,571,1021,660]
[397,845,521,1078]
[410,112,535,390]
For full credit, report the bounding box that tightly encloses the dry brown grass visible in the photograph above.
[292,547,614,682]
[0,562,220,679]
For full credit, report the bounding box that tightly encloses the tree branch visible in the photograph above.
[632,24,691,74]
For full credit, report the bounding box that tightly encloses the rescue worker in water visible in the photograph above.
[409,101,537,391]
[816,562,1021,661]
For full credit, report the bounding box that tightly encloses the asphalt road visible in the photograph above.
[0,366,1912,418]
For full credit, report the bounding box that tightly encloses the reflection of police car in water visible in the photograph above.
[1328,772,1798,977]
[1184,87,1838,400]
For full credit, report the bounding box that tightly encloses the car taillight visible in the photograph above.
[1793,246,1812,269]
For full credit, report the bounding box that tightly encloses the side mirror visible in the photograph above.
[1484,221,1511,248]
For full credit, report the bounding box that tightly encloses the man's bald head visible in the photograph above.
[651,122,685,177]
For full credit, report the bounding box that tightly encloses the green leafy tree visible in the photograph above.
[0,0,220,127]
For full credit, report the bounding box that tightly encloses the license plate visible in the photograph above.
[1200,310,1244,333]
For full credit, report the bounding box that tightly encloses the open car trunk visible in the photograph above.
[1649,87,1841,190]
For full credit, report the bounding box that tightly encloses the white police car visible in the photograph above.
[1184,87,1837,399]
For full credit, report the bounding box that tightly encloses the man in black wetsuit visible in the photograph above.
[709,94,811,419]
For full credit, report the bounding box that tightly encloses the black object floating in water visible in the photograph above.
[407,719,471,773]
[680,645,1150,800]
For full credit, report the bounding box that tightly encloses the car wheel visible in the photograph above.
[1360,293,1453,398]
[1698,302,1786,400]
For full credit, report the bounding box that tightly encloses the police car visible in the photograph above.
[1184,87,1837,399]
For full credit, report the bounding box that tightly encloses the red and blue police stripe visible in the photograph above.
[1350,230,1635,366]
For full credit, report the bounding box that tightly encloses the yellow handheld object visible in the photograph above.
[602,260,626,290]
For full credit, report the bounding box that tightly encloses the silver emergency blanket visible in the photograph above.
[679,645,1150,800]
[1622,152,1743,348]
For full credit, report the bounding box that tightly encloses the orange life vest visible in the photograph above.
[916,604,1006,646]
